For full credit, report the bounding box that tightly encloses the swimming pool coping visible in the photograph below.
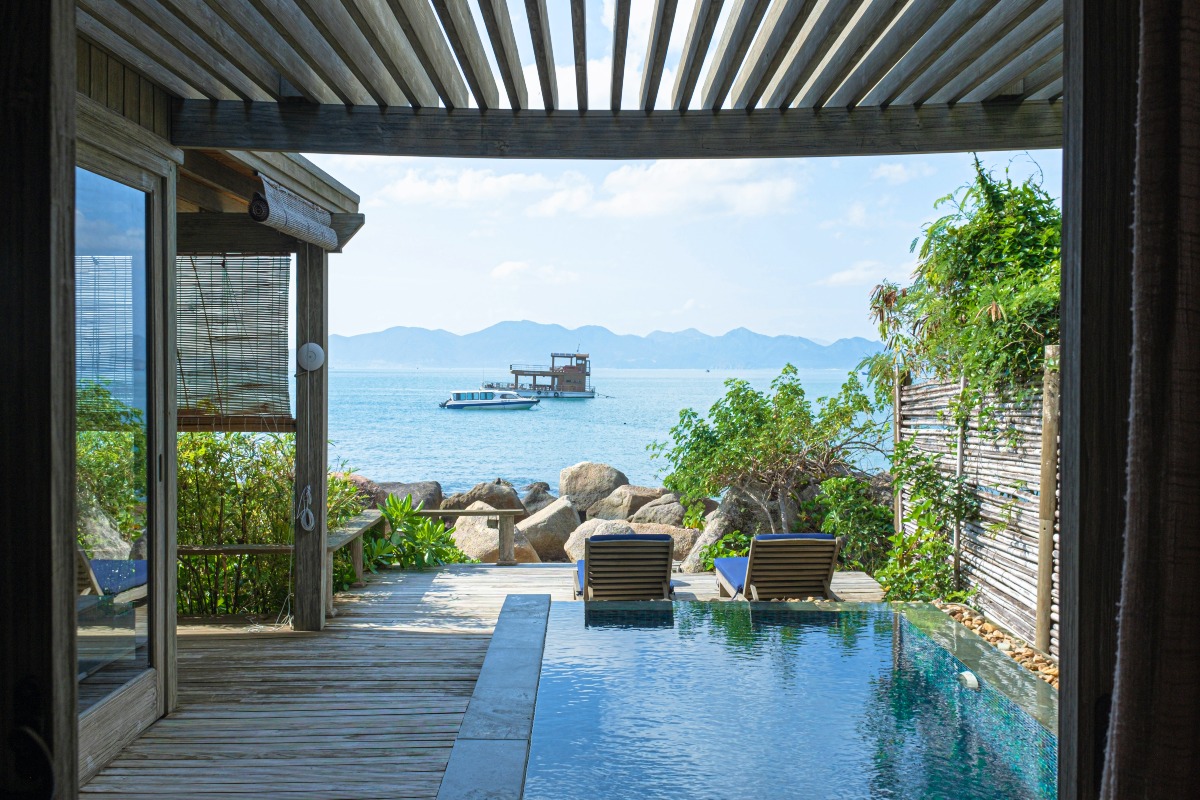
[436,594,551,800]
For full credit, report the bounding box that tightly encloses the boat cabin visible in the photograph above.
[505,353,592,396]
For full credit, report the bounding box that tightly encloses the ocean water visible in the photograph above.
[327,367,862,493]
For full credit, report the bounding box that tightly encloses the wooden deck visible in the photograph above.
[81,565,882,799]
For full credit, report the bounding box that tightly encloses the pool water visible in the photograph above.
[523,603,1056,800]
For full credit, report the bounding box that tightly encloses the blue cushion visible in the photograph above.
[577,559,586,592]
[589,533,673,542]
[89,559,147,596]
[713,556,749,594]
[754,533,834,541]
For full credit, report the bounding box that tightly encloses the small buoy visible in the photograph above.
[957,671,980,690]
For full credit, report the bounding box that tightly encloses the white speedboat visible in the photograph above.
[439,389,540,410]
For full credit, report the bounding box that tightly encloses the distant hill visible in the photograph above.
[328,321,883,370]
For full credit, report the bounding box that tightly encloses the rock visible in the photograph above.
[586,484,666,520]
[997,641,1012,652]
[680,512,738,573]
[337,473,384,507]
[563,519,635,562]
[77,504,130,560]
[443,479,527,521]
[717,484,776,536]
[521,482,556,515]
[630,522,700,561]
[559,462,629,515]
[128,533,147,561]
[517,496,580,561]
[375,480,443,512]
[631,495,687,527]
[451,501,540,563]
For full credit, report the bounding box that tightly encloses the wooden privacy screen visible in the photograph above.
[896,369,1061,657]
[176,254,295,433]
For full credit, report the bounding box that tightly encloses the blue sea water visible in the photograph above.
[327,368,868,493]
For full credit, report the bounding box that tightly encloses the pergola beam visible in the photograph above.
[611,0,631,110]
[477,0,528,109]
[525,0,557,111]
[700,0,771,109]
[729,0,814,110]
[639,0,679,111]
[570,0,587,110]
[172,99,1063,158]
[382,0,468,108]
[431,0,500,109]
[671,0,724,110]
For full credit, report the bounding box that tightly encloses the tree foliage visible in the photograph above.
[864,157,1061,415]
[651,366,888,533]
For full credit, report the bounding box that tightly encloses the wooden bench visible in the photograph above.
[414,508,523,565]
[177,510,387,618]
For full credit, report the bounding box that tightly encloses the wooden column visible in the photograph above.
[891,367,908,536]
[1036,345,1061,653]
[293,243,329,631]
[0,0,77,796]
[497,515,517,566]
[1061,0,1138,796]
[952,374,967,585]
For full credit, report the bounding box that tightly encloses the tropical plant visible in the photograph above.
[378,493,474,570]
[175,432,366,615]
[808,476,893,574]
[651,365,888,533]
[75,381,147,543]
[863,156,1061,422]
[875,440,977,602]
[696,530,751,572]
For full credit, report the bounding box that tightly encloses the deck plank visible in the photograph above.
[81,565,881,797]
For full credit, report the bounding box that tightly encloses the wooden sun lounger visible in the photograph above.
[575,534,675,601]
[714,534,843,601]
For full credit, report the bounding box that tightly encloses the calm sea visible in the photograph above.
[327,368,862,494]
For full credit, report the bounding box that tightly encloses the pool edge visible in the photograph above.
[435,594,551,800]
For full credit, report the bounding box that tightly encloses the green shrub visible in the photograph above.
[75,381,147,544]
[809,476,893,574]
[378,493,474,570]
[176,432,365,615]
[696,530,751,572]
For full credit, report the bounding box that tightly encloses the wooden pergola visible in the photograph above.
[2,1,1185,799]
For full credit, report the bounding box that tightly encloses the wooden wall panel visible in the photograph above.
[76,36,171,138]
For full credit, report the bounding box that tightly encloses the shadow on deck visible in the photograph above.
[81,566,882,799]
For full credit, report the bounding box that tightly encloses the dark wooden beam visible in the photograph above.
[171,99,1063,158]
[611,0,631,110]
[0,0,77,795]
[292,242,329,631]
[1060,0,1138,796]
[177,212,365,253]
[570,0,587,111]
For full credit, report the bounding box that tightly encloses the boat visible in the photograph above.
[439,389,539,410]
[483,352,596,399]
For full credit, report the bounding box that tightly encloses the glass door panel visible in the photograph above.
[74,167,152,713]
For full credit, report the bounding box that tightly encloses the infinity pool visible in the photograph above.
[523,603,1056,800]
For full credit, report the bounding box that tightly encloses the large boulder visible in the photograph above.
[680,512,738,573]
[717,484,775,537]
[451,501,540,563]
[517,496,580,561]
[375,480,443,512]
[629,522,701,561]
[443,479,527,521]
[586,484,666,520]
[337,473,384,507]
[520,482,557,515]
[77,504,130,560]
[563,519,635,562]
[631,493,686,526]
[559,462,629,514]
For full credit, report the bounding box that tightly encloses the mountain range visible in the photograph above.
[328,321,882,370]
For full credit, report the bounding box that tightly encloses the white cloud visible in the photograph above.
[490,260,580,285]
[816,259,916,287]
[871,161,936,185]
[369,168,568,209]
[820,200,870,229]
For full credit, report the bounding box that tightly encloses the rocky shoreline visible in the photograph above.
[341,460,763,573]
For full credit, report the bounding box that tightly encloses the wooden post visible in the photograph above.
[1061,0,1138,795]
[497,515,517,566]
[0,1,77,795]
[953,374,967,586]
[293,243,329,631]
[1036,345,1061,653]
[892,366,908,536]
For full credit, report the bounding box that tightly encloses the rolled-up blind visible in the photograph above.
[249,174,338,251]
[176,254,294,432]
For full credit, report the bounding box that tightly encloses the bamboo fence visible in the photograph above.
[896,351,1060,658]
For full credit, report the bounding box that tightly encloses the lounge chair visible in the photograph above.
[713,533,842,601]
[76,545,148,605]
[574,533,675,601]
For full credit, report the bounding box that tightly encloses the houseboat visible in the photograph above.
[439,389,539,410]
[484,352,596,399]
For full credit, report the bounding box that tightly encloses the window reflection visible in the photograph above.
[75,167,151,712]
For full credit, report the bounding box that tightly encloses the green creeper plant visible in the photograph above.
[378,493,474,570]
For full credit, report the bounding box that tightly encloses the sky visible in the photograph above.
[304,1,1063,344]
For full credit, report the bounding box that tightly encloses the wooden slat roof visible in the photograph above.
[78,0,1064,157]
